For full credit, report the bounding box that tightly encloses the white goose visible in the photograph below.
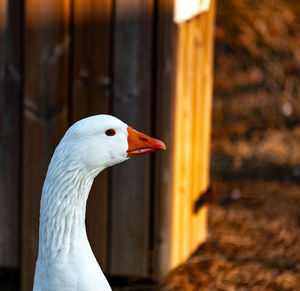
[33,114,166,291]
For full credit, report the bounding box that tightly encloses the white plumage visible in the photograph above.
[33,115,165,291]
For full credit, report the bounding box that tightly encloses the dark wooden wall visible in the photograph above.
[0,0,175,289]
[71,0,112,274]
[0,0,22,269]
[111,0,156,276]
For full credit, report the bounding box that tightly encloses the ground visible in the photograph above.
[162,179,300,290]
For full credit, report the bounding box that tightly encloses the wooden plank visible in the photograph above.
[170,23,188,267]
[22,0,70,289]
[72,0,113,272]
[182,19,197,262]
[170,19,196,265]
[110,0,154,276]
[191,15,206,253]
[192,0,215,249]
[170,1,215,269]
[153,0,176,280]
[0,1,8,42]
[0,0,21,268]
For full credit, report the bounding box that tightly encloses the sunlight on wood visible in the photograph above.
[170,0,215,269]
[22,0,71,289]
[0,0,8,33]
[26,0,70,28]
[73,0,112,22]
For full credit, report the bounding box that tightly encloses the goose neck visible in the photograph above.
[37,152,102,261]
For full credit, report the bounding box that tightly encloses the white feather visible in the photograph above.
[33,115,129,291]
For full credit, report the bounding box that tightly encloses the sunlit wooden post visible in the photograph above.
[169,0,215,272]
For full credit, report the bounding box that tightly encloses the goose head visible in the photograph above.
[58,114,166,171]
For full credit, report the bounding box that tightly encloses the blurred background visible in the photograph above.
[163,0,300,290]
[1,0,300,290]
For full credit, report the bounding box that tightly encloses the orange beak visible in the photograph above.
[127,126,166,157]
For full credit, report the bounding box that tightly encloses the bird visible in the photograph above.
[33,114,166,291]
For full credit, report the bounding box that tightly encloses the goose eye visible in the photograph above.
[105,129,116,136]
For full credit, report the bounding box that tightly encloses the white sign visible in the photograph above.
[174,0,211,23]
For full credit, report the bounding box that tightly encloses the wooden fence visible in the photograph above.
[0,0,215,289]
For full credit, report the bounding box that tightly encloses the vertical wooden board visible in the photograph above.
[172,19,196,264]
[171,1,215,269]
[0,0,21,267]
[110,0,154,276]
[0,0,7,38]
[72,0,112,272]
[170,24,187,268]
[25,0,70,113]
[184,18,206,258]
[72,0,112,119]
[190,15,206,252]
[153,0,175,279]
[173,20,202,266]
[192,0,215,249]
[22,0,70,289]
[182,19,199,261]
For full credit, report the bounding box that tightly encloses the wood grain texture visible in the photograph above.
[110,0,154,276]
[170,1,215,269]
[0,0,22,268]
[72,0,112,272]
[192,0,216,250]
[182,19,196,261]
[170,23,187,267]
[190,16,207,253]
[0,0,8,35]
[153,0,176,280]
[22,0,70,289]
